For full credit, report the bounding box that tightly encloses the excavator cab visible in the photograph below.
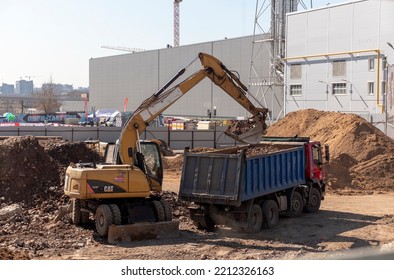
[138,141,163,186]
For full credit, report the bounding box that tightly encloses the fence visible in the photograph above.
[0,126,238,150]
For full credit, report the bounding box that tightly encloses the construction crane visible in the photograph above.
[101,45,145,53]
[173,0,182,47]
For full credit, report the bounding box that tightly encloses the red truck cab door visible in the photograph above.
[305,142,325,181]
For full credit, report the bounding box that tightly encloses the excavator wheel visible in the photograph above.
[71,199,82,225]
[109,204,122,225]
[151,200,166,222]
[160,199,173,221]
[95,204,113,237]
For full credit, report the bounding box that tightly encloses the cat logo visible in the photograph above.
[103,185,114,192]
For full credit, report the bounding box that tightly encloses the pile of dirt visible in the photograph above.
[151,139,175,156]
[0,136,102,205]
[266,109,394,194]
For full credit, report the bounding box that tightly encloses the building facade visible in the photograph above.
[284,0,394,135]
[15,79,33,95]
[1,83,15,94]
[88,35,283,121]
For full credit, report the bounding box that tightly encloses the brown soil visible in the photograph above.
[1,109,394,260]
[265,109,394,194]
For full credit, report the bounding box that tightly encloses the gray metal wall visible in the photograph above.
[88,35,282,120]
[285,0,394,131]
[0,126,239,150]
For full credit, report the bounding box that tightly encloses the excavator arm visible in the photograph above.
[118,52,268,165]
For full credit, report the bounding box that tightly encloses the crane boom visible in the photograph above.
[101,45,145,53]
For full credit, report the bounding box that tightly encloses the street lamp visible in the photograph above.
[318,80,329,95]
[342,79,353,94]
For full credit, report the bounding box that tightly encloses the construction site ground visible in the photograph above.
[1,109,394,260]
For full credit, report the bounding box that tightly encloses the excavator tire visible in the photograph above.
[160,199,173,221]
[71,199,82,225]
[95,204,113,237]
[151,200,165,222]
[109,204,122,225]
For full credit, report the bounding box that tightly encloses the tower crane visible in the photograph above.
[173,0,182,47]
[101,45,145,53]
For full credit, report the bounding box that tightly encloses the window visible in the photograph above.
[368,82,375,95]
[382,81,386,95]
[290,64,302,79]
[332,83,346,95]
[289,84,302,96]
[332,60,346,77]
[368,58,375,71]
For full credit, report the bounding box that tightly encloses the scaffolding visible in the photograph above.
[248,0,310,122]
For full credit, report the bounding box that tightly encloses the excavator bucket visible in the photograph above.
[225,119,265,144]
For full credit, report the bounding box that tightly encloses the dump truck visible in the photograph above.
[63,52,268,239]
[179,136,329,233]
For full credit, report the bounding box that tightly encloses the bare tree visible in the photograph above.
[34,77,62,113]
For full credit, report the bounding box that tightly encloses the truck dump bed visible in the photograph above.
[179,143,306,207]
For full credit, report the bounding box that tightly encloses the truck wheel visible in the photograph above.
[160,199,173,221]
[245,204,263,233]
[262,200,279,229]
[151,200,166,222]
[71,199,82,225]
[95,204,113,237]
[285,191,304,218]
[109,204,122,225]
[304,187,321,213]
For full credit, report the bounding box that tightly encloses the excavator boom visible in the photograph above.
[118,53,268,165]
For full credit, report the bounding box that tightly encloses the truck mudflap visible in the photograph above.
[107,221,179,244]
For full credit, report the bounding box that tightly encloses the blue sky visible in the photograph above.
[0,0,345,88]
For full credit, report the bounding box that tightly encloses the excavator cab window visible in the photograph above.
[139,141,163,184]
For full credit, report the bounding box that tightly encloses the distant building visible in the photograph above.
[42,83,74,94]
[1,83,15,94]
[15,79,33,94]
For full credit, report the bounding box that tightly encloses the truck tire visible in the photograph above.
[95,204,113,237]
[151,200,165,222]
[160,199,173,221]
[304,187,321,213]
[109,204,122,225]
[262,200,279,229]
[285,191,304,218]
[244,204,263,233]
[71,199,81,225]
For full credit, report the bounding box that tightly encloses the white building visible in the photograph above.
[88,35,283,120]
[284,0,394,135]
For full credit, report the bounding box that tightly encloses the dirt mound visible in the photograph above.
[0,248,30,260]
[266,109,394,194]
[0,136,60,204]
[150,139,175,156]
[0,136,102,205]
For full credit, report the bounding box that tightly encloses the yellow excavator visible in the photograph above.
[64,53,268,239]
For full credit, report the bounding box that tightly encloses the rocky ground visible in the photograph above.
[1,109,394,260]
